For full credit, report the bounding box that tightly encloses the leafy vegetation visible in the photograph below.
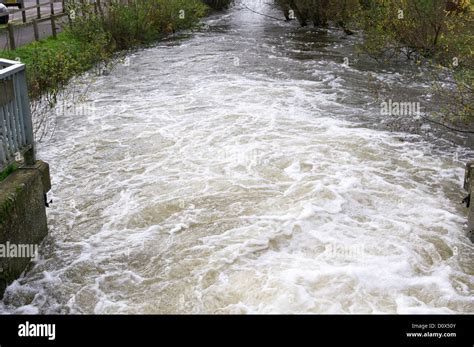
[355,0,473,122]
[201,0,234,10]
[0,163,17,182]
[0,32,106,101]
[67,0,208,50]
[0,0,210,101]
[277,0,474,123]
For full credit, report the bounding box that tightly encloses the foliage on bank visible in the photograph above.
[277,0,473,122]
[0,0,210,101]
[0,163,17,183]
[355,0,473,122]
[202,0,234,10]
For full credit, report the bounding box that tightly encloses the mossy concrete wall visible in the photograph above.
[0,161,51,299]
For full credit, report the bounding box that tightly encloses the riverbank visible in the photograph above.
[0,31,108,100]
[275,0,473,127]
[0,0,216,101]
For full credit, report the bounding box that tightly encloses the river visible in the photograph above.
[1,2,473,314]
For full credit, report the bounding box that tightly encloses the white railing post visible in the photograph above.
[0,58,35,171]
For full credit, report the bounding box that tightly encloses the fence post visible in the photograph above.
[33,19,40,41]
[20,0,26,23]
[50,0,55,16]
[24,147,36,166]
[97,0,104,18]
[36,0,41,19]
[7,24,15,50]
[80,0,86,19]
[51,15,57,38]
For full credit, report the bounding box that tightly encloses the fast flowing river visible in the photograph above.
[1,2,473,314]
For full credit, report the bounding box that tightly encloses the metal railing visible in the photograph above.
[0,58,35,171]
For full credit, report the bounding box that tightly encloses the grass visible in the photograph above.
[0,31,85,66]
[0,163,17,182]
[0,30,108,99]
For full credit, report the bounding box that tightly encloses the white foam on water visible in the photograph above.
[0,3,473,314]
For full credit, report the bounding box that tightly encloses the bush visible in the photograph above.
[355,0,473,121]
[66,0,208,50]
[276,0,360,30]
[201,0,233,10]
[0,33,105,101]
[275,0,473,121]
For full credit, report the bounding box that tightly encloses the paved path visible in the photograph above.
[0,0,65,51]
[12,0,64,21]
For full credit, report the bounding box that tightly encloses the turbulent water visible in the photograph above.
[1,3,473,314]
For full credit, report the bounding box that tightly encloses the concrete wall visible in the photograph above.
[0,160,51,299]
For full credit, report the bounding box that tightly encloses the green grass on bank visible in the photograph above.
[0,31,85,67]
[0,163,17,182]
[0,32,103,99]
